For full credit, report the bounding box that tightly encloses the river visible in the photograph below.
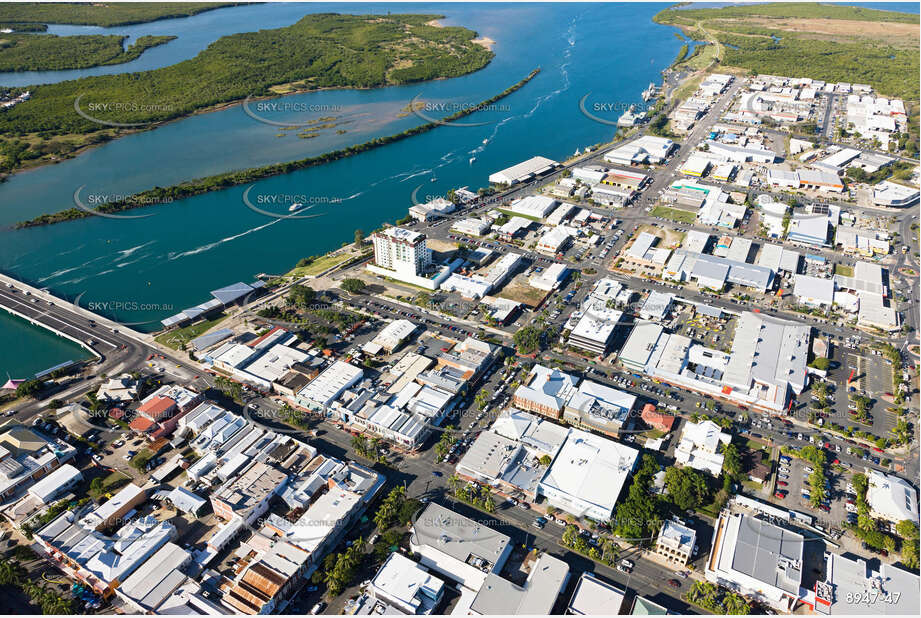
[0,2,700,377]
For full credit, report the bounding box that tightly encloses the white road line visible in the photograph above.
[0,290,118,349]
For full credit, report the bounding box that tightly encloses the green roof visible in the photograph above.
[632,596,669,615]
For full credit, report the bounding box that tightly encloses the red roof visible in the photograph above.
[641,404,676,433]
[137,396,176,421]
[129,416,158,433]
[109,407,126,420]
[248,326,284,348]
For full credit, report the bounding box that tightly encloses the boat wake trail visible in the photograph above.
[37,266,81,283]
[116,240,155,258]
[168,219,282,261]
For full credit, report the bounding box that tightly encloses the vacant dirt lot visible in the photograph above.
[713,17,919,48]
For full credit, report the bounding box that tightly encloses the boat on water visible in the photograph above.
[482,139,488,145]
[617,104,646,128]
[289,202,305,212]
[469,156,476,164]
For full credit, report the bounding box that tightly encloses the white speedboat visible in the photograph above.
[289,202,304,212]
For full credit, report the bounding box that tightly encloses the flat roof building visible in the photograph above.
[604,136,676,166]
[814,552,919,616]
[867,470,919,524]
[367,552,445,614]
[567,573,626,615]
[873,180,919,207]
[707,512,804,612]
[537,428,639,521]
[568,307,622,356]
[655,519,696,566]
[639,291,674,322]
[563,380,637,437]
[513,365,579,419]
[293,361,363,412]
[489,156,559,186]
[409,503,512,591]
[793,274,836,307]
[618,320,665,373]
[211,461,287,525]
[505,194,558,220]
[469,553,569,615]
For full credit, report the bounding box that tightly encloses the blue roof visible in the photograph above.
[190,328,233,351]
[210,282,254,305]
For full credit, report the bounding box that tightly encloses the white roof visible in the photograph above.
[640,291,673,320]
[873,180,919,206]
[379,226,425,244]
[570,310,621,346]
[538,428,639,518]
[490,156,558,184]
[658,519,697,554]
[514,365,579,412]
[724,312,810,395]
[507,194,558,219]
[618,320,664,369]
[537,225,574,252]
[80,483,146,530]
[211,343,256,369]
[369,552,445,613]
[684,230,710,254]
[372,319,417,349]
[296,361,363,407]
[568,380,636,416]
[867,470,919,523]
[567,574,625,615]
[118,543,191,611]
[166,486,207,515]
[27,463,82,502]
[793,275,835,304]
[242,343,309,382]
[627,232,658,260]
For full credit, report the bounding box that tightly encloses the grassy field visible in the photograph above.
[286,250,368,278]
[154,314,227,350]
[669,73,705,108]
[87,470,130,500]
[497,208,544,222]
[498,274,550,307]
[676,41,720,71]
[835,264,855,277]
[651,205,698,224]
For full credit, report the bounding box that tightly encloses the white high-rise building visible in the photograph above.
[372,227,431,278]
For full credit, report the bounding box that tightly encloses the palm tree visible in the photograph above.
[447,474,461,495]
[351,435,367,456]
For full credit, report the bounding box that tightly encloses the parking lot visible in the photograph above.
[773,446,864,530]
